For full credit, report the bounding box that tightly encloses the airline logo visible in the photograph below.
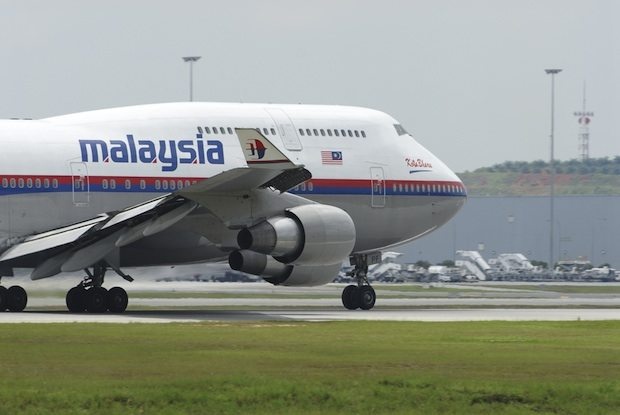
[245,139,267,160]
[79,134,224,172]
[405,157,432,173]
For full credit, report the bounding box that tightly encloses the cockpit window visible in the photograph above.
[394,124,408,136]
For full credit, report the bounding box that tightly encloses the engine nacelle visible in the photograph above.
[228,249,292,280]
[228,249,342,286]
[237,204,355,265]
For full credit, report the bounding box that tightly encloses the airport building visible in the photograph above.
[403,195,620,268]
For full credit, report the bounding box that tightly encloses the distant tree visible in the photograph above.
[598,263,611,268]
[415,260,431,270]
[439,260,455,267]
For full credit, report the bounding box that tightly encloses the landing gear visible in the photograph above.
[341,254,377,310]
[0,282,28,312]
[65,262,131,313]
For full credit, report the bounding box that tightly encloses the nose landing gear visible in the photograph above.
[341,254,377,310]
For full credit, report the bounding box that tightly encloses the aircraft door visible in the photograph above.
[70,162,89,206]
[370,167,385,208]
[265,108,302,151]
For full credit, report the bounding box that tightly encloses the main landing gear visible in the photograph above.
[66,263,132,313]
[0,280,28,312]
[341,254,376,310]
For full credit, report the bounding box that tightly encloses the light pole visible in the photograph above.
[182,56,201,101]
[545,68,562,271]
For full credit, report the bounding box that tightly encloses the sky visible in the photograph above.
[1,0,617,172]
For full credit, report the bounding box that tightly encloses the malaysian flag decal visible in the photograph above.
[321,151,343,165]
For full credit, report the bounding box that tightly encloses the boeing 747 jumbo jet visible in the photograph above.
[0,102,466,313]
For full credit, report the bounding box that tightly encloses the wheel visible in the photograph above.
[7,286,27,312]
[107,287,128,313]
[86,287,108,313]
[359,285,376,310]
[341,285,360,310]
[0,286,7,311]
[66,286,87,312]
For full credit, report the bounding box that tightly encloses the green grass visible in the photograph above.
[0,321,619,414]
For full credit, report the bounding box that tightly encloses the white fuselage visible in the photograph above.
[0,102,465,266]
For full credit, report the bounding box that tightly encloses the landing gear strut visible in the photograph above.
[65,262,131,314]
[341,254,376,310]
[0,279,28,312]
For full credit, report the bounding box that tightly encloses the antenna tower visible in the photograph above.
[573,82,594,161]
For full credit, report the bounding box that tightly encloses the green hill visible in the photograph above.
[458,157,620,196]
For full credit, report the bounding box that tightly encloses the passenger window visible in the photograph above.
[18,178,24,188]
[162,180,168,190]
[35,178,41,188]
[227,127,233,134]
[341,129,346,137]
[140,180,146,190]
[271,128,276,135]
[205,127,211,134]
[197,126,203,134]
[308,181,314,191]
[313,129,318,136]
[263,128,269,135]
[177,180,183,189]
[155,180,161,190]
[306,129,311,136]
[220,127,225,134]
[26,178,33,188]
[212,127,217,134]
[354,130,360,138]
[320,129,325,136]
[299,129,305,136]
[125,179,131,190]
[9,178,15,188]
[110,179,116,190]
[1,178,7,188]
[102,179,108,190]
[327,129,332,137]
[348,130,353,137]
[392,184,397,192]
[44,178,50,188]
[185,180,191,188]
[361,131,366,138]
[169,180,176,190]
[334,130,340,137]
[52,179,58,189]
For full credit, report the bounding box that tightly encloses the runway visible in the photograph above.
[1,308,620,323]
[3,280,620,323]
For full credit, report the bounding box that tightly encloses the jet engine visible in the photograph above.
[236,204,355,265]
[228,249,343,286]
[229,204,355,286]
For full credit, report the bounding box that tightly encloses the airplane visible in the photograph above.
[0,102,466,313]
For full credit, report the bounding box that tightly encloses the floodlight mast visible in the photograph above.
[182,56,201,102]
[545,68,562,271]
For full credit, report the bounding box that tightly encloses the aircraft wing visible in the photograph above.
[0,129,312,279]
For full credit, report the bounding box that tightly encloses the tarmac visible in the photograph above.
[1,280,620,323]
[0,308,619,323]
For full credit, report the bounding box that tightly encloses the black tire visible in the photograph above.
[359,285,376,310]
[7,286,27,312]
[107,287,128,313]
[86,287,108,313]
[66,286,87,312]
[0,286,7,311]
[342,285,360,310]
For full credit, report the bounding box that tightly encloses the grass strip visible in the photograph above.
[0,321,619,414]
